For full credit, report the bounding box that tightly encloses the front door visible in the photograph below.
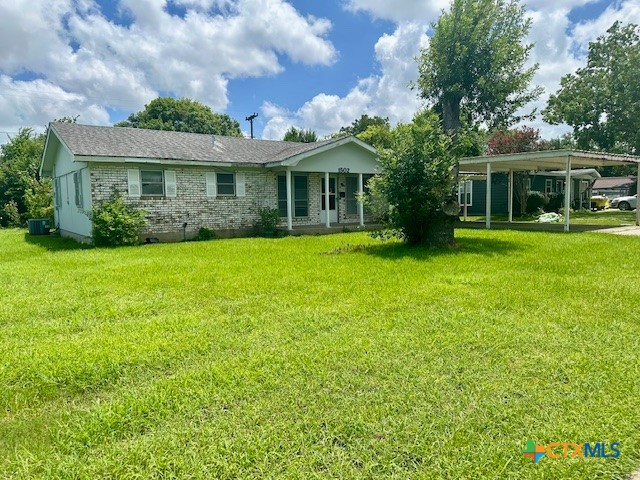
[320,177,338,224]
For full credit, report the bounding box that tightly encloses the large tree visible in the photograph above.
[116,97,243,137]
[283,126,317,143]
[417,0,541,133]
[544,22,640,155]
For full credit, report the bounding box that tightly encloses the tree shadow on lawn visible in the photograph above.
[326,236,523,260]
[23,232,93,252]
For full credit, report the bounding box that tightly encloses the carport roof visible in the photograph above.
[460,149,640,173]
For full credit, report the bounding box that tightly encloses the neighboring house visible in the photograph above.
[458,169,601,216]
[592,176,637,199]
[39,123,379,242]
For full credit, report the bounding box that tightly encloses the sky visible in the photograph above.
[0,0,638,143]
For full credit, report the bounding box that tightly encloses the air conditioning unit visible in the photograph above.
[27,218,50,235]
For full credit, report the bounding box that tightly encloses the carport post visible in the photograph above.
[486,162,492,229]
[564,156,572,232]
[636,163,640,226]
[508,169,514,223]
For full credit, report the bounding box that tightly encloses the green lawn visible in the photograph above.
[464,209,638,226]
[1,228,639,479]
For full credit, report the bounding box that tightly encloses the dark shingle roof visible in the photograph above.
[50,122,338,165]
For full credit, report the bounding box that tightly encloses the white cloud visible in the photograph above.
[0,75,109,138]
[343,0,448,23]
[573,0,640,46]
[0,0,336,136]
[262,22,428,139]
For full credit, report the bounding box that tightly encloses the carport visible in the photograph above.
[459,150,640,232]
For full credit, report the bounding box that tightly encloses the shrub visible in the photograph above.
[91,195,147,246]
[25,178,54,222]
[526,191,548,214]
[369,110,456,246]
[196,227,217,241]
[0,200,22,227]
[546,192,564,212]
[257,207,280,236]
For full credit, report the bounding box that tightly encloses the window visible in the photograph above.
[277,175,309,217]
[277,175,287,217]
[545,179,553,194]
[458,180,473,206]
[346,176,358,214]
[141,170,164,196]
[54,178,62,208]
[73,171,83,208]
[217,173,235,196]
[556,179,564,193]
[294,175,308,217]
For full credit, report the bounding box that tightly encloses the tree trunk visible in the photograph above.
[440,95,461,245]
[424,210,457,247]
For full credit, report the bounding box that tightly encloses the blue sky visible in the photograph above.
[0,0,637,142]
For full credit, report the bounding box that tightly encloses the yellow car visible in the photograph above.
[590,194,609,210]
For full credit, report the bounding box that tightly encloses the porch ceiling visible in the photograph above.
[460,149,640,173]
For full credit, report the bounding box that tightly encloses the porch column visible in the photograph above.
[358,173,364,227]
[324,172,331,228]
[286,169,293,231]
[486,162,492,229]
[508,169,514,223]
[564,156,572,232]
[636,163,640,226]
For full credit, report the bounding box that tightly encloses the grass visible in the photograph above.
[464,209,638,226]
[1,228,640,479]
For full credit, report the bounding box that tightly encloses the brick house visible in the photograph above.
[40,123,379,242]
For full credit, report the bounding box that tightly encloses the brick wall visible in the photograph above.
[90,166,373,238]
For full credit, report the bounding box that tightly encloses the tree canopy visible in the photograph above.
[339,115,390,137]
[115,97,243,137]
[283,126,317,143]
[417,0,541,133]
[0,129,49,227]
[543,22,640,155]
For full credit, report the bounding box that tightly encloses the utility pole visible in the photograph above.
[245,113,258,139]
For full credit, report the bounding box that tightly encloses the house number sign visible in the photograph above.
[338,167,350,173]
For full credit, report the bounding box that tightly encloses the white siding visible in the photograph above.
[51,144,92,237]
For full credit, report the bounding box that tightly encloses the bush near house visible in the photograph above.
[91,195,147,247]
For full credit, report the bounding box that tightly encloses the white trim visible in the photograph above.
[266,136,377,168]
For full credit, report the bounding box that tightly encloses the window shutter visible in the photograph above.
[164,170,177,198]
[128,169,141,197]
[236,172,246,197]
[206,172,217,197]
